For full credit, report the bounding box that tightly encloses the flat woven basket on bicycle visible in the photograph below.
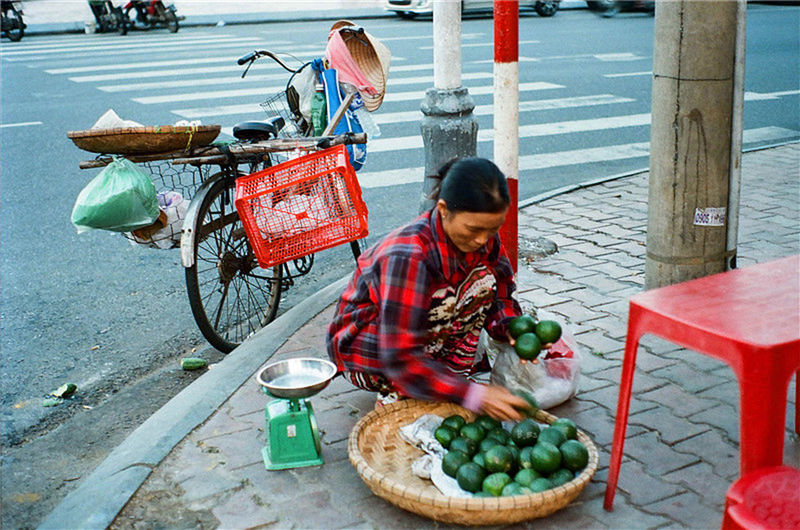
[235,144,369,269]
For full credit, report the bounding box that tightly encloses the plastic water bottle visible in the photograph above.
[311,83,327,136]
[343,85,381,139]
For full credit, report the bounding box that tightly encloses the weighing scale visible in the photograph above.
[255,357,337,471]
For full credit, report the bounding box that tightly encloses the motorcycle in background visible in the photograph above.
[1,0,26,42]
[123,0,181,32]
[87,0,128,34]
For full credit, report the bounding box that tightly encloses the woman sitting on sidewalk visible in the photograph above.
[327,157,529,421]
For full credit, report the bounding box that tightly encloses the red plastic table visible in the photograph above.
[604,255,800,511]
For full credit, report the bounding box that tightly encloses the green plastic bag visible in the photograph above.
[71,157,159,233]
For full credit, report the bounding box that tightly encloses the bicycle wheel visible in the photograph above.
[185,176,282,353]
[158,3,179,32]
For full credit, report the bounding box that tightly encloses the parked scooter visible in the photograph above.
[1,0,26,42]
[87,0,128,34]
[123,0,180,32]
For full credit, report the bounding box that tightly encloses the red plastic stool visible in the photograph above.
[721,466,800,530]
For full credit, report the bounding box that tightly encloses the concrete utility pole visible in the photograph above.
[418,0,479,213]
[494,0,520,272]
[645,0,741,289]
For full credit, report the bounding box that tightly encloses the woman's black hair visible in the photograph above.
[428,157,510,213]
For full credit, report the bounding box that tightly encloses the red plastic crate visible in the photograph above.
[235,144,369,269]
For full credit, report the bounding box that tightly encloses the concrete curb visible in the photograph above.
[37,275,349,530]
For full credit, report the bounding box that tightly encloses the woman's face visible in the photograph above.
[437,200,508,254]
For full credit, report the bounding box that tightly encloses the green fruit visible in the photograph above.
[472,452,487,469]
[442,414,467,432]
[479,438,501,453]
[486,428,510,445]
[528,477,555,492]
[449,436,478,457]
[518,445,536,469]
[551,418,578,440]
[530,442,562,474]
[539,426,567,447]
[460,423,486,443]
[456,462,487,493]
[501,482,528,496]
[442,450,471,478]
[514,468,542,487]
[549,468,575,487]
[475,414,501,433]
[434,426,457,448]
[482,472,512,496]
[484,445,514,474]
[509,314,536,339]
[514,333,542,360]
[512,390,539,416]
[505,444,520,468]
[560,439,589,472]
[510,418,540,447]
[473,491,494,498]
[534,319,562,344]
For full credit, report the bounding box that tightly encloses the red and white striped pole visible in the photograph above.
[494,0,519,272]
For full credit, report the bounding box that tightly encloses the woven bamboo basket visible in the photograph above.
[67,125,221,155]
[347,399,599,526]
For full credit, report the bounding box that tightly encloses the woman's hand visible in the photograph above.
[478,385,530,421]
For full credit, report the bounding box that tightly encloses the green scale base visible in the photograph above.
[262,397,323,470]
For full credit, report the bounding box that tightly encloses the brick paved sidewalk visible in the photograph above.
[111,144,799,529]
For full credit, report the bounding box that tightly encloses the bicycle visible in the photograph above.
[72,50,370,353]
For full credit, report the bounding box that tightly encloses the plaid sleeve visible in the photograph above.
[485,241,522,341]
[376,251,472,403]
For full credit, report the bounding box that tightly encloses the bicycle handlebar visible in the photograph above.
[236,50,299,74]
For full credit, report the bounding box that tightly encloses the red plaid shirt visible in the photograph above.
[326,209,520,405]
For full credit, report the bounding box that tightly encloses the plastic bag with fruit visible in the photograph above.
[481,315,582,410]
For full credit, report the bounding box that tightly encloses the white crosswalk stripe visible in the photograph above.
[356,127,799,189]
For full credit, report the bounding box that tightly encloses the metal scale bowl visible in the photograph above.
[255,357,337,470]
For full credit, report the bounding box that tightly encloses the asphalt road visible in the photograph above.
[1,4,798,527]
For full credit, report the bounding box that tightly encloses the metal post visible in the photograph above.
[418,0,478,213]
[494,0,519,272]
[645,0,740,289]
[726,0,747,271]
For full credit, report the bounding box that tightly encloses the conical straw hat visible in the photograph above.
[329,20,391,112]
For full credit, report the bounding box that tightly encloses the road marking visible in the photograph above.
[4,33,238,53]
[594,53,646,62]
[382,82,563,103]
[368,113,651,153]
[356,126,799,189]
[0,35,257,56]
[177,93,632,121]
[744,89,800,100]
[6,39,271,63]
[604,71,652,78]
[147,80,561,106]
[45,47,296,74]
[0,121,43,128]
[68,51,319,82]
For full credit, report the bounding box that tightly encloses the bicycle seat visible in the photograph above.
[232,117,285,141]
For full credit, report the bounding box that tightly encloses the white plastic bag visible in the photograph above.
[486,327,582,410]
[129,191,187,249]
